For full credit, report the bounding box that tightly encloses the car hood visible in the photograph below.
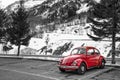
[62,54,83,65]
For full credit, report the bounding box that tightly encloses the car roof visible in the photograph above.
[76,46,96,49]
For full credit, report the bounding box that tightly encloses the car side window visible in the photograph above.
[94,49,100,55]
[87,49,94,55]
[78,48,86,54]
[71,49,79,54]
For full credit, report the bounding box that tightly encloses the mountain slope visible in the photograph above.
[6,0,92,32]
[28,0,83,25]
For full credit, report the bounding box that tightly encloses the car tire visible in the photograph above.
[59,68,65,72]
[99,60,105,69]
[77,63,86,75]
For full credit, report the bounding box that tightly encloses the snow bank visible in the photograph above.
[1,33,120,58]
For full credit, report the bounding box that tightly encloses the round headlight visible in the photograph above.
[71,61,77,66]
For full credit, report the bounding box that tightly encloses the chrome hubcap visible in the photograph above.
[102,62,105,66]
[81,66,85,72]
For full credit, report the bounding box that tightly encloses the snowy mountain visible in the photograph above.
[2,0,120,58]
[6,0,91,26]
[28,0,82,26]
[4,0,97,40]
[6,0,46,11]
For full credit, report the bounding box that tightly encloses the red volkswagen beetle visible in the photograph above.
[58,46,106,74]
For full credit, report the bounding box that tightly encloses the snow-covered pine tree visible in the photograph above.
[9,0,31,56]
[87,0,120,64]
[0,8,8,42]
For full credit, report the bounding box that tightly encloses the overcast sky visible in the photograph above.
[0,0,101,8]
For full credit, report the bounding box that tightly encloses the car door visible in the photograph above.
[86,48,96,68]
[93,49,101,66]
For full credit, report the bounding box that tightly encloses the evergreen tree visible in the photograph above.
[9,0,31,56]
[0,8,9,43]
[87,0,120,64]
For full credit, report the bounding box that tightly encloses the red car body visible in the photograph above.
[58,46,106,74]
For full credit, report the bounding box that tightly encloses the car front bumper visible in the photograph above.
[58,65,79,69]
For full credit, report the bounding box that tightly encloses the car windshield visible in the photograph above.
[71,48,86,55]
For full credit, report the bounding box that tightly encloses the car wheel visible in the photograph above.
[77,63,86,75]
[99,60,105,69]
[59,68,65,72]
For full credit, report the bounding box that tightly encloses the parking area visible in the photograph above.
[90,68,120,80]
[0,58,113,80]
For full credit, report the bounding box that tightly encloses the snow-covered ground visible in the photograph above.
[0,32,120,58]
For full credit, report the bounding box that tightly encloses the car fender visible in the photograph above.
[74,59,88,69]
[98,56,106,65]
